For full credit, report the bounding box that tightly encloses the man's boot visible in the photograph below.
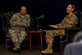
[13,42,21,52]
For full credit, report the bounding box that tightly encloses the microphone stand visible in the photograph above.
[31,17,34,31]
[36,15,45,30]
[36,18,40,30]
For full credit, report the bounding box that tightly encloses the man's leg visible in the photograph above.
[9,29,20,50]
[18,30,26,47]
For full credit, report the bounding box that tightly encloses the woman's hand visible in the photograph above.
[49,25,59,28]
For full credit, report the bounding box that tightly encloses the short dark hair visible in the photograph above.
[20,6,27,12]
[68,4,75,9]
[21,6,27,9]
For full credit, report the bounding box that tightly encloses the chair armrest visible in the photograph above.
[66,27,80,31]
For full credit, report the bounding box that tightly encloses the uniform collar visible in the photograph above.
[19,12,26,16]
[68,12,73,17]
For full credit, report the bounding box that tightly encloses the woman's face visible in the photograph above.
[66,4,74,14]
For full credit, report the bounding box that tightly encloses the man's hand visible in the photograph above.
[49,25,59,28]
[17,22,27,26]
[21,22,28,26]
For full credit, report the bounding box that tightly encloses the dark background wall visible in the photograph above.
[0,0,82,44]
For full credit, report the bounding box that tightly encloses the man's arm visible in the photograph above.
[22,14,31,27]
[26,15,31,26]
[10,14,18,26]
[10,13,24,27]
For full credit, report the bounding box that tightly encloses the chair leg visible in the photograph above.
[5,43,8,50]
[60,43,64,54]
[5,43,10,51]
[60,36,64,55]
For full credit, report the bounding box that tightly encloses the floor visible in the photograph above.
[0,45,62,55]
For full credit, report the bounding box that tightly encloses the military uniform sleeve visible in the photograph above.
[56,23,62,27]
[10,14,18,26]
[25,14,31,27]
[61,15,78,28]
[55,18,66,27]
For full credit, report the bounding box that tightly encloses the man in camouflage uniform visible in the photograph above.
[41,4,78,54]
[9,6,30,52]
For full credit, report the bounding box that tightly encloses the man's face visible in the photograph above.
[66,4,74,14]
[20,6,27,15]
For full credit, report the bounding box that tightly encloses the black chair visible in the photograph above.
[59,11,81,54]
[65,11,81,43]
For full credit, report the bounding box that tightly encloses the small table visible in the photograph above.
[29,30,43,50]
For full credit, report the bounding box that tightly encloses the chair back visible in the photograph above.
[2,12,16,36]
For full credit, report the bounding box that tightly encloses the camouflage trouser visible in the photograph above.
[45,30,65,44]
[9,28,26,48]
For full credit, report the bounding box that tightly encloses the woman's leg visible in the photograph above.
[41,30,54,53]
[41,30,64,54]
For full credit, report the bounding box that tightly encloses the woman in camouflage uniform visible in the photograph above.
[41,4,78,54]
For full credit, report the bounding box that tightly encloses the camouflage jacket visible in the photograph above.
[10,13,30,30]
[56,13,78,29]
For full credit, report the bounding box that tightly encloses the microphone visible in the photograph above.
[40,15,45,18]
[36,15,45,19]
